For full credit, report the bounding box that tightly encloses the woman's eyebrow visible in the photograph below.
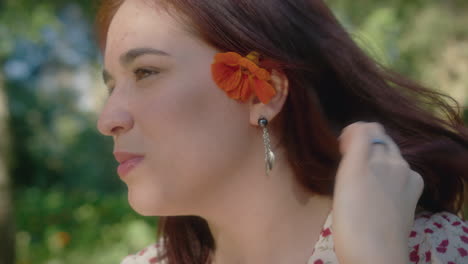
[101,48,171,84]
[120,47,171,66]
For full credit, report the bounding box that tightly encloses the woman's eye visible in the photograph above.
[134,68,159,81]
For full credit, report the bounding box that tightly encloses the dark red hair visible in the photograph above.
[96,1,468,263]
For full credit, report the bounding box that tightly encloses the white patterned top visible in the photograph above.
[121,211,468,264]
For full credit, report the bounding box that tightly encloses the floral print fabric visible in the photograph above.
[121,242,167,264]
[121,211,468,264]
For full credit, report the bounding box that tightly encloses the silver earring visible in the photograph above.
[258,117,275,175]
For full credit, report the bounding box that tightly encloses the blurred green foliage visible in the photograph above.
[15,188,155,264]
[0,0,466,263]
[328,0,468,109]
[1,1,156,263]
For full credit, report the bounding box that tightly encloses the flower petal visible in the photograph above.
[238,57,258,72]
[214,52,242,66]
[252,78,276,104]
[226,79,242,99]
[240,74,253,101]
[251,67,271,81]
[211,63,242,92]
[238,57,271,81]
[226,73,252,101]
[212,51,273,103]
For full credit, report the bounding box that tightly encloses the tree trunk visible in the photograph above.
[0,73,14,264]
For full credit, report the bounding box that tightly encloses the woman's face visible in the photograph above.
[97,0,257,216]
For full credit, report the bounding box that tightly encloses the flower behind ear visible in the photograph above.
[211,51,276,104]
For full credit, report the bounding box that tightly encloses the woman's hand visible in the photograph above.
[332,122,424,264]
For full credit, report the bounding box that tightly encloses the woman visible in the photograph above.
[95,0,468,263]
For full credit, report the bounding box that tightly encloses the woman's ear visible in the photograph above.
[249,69,289,126]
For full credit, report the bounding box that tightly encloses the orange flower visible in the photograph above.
[211,51,276,104]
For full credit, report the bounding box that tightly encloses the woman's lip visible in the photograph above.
[117,157,144,178]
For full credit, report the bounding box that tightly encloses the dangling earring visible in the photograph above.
[258,117,275,175]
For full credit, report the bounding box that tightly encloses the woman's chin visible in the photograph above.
[127,190,163,216]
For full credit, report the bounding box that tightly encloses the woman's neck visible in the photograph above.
[202,151,333,264]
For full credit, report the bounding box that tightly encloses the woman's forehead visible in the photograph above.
[105,0,187,60]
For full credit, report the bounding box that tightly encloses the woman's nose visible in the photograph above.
[97,104,134,137]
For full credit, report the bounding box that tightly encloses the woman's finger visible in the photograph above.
[409,170,425,198]
[367,126,402,160]
[338,122,375,175]
[338,122,407,182]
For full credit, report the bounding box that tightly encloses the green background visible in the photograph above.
[0,0,466,263]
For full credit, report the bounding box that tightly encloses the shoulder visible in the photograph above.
[408,211,468,263]
[120,241,166,264]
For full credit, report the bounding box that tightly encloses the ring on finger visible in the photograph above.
[370,138,390,151]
